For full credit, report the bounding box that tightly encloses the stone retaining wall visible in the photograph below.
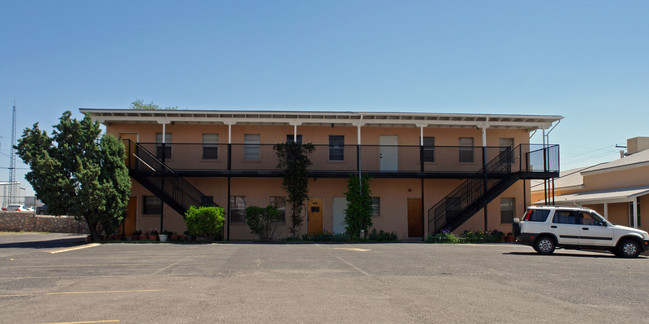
[0,212,89,233]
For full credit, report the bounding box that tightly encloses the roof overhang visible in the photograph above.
[534,186,649,205]
[79,108,562,131]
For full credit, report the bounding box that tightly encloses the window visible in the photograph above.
[286,134,303,145]
[202,134,219,160]
[553,210,577,224]
[371,197,380,216]
[329,135,344,161]
[422,137,435,162]
[230,196,246,222]
[270,196,286,222]
[244,134,260,160]
[143,196,161,215]
[629,202,642,227]
[500,198,515,224]
[523,209,550,222]
[459,137,474,163]
[155,133,172,160]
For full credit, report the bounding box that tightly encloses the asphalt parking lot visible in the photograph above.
[1,233,648,323]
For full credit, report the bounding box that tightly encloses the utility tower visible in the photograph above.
[8,101,17,203]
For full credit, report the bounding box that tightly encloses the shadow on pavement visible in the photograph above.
[0,235,87,249]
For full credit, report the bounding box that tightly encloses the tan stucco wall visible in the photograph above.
[582,165,649,191]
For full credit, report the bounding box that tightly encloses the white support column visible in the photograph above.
[288,121,302,142]
[420,125,424,146]
[633,197,638,228]
[604,203,609,220]
[224,121,236,144]
[162,123,166,143]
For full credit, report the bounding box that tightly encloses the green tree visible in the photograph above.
[273,142,315,237]
[130,99,178,110]
[15,111,131,241]
[344,174,373,237]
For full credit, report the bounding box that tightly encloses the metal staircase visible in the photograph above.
[123,139,218,216]
[427,144,556,234]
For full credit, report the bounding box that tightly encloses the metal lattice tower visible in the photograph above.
[8,101,17,203]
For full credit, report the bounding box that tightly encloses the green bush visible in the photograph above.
[425,230,461,243]
[245,205,281,241]
[367,228,398,242]
[183,206,225,240]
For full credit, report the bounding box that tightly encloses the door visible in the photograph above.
[551,210,580,246]
[121,197,137,236]
[120,133,139,169]
[332,197,347,234]
[380,135,398,171]
[307,198,324,235]
[408,198,422,238]
[577,211,614,247]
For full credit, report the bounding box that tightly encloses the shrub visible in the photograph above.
[245,205,281,241]
[367,228,398,242]
[183,206,225,240]
[425,229,460,243]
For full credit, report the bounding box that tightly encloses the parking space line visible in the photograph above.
[46,289,165,295]
[335,255,369,276]
[49,243,101,254]
[40,320,120,324]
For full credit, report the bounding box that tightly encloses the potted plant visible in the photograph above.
[148,228,159,241]
[159,230,172,242]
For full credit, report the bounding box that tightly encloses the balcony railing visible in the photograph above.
[133,142,559,177]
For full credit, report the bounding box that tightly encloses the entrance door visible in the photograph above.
[332,197,347,234]
[408,198,422,238]
[380,135,398,171]
[121,197,137,237]
[307,198,324,235]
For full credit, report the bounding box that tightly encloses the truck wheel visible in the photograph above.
[617,239,640,258]
[534,236,555,255]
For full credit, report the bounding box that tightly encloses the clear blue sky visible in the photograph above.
[1,0,648,196]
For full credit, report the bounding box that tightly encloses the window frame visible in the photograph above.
[155,133,172,160]
[422,137,435,163]
[229,196,246,223]
[500,197,515,224]
[270,196,287,222]
[202,133,219,160]
[329,135,345,161]
[243,134,260,161]
[286,134,303,145]
[143,195,162,215]
[371,197,380,217]
[458,137,474,163]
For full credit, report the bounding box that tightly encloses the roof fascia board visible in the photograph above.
[581,161,649,176]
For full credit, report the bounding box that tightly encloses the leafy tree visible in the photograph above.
[130,99,178,110]
[344,174,373,238]
[273,142,315,237]
[15,111,131,241]
[245,205,281,241]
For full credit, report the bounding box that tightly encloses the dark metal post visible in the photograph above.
[482,146,488,232]
[160,143,166,232]
[227,143,232,241]
[420,145,425,240]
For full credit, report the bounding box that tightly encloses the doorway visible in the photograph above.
[380,135,399,171]
[332,197,347,234]
[408,198,422,238]
[120,196,137,237]
[307,198,324,235]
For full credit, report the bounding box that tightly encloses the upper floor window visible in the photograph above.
[459,137,474,163]
[422,137,435,162]
[244,134,260,160]
[286,134,303,145]
[202,134,219,160]
[329,135,344,161]
[155,133,172,160]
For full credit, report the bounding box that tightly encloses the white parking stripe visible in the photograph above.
[49,243,100,254]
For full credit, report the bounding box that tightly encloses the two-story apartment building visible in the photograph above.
[81,109,561,240]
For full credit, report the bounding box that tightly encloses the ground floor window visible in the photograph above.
[371,197,380,216]
[500,197,515,224]
[143,196,161,215]
[270,196,286,222]
[230,196,246,222]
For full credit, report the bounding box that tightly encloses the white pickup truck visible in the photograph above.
[513,206,649,258]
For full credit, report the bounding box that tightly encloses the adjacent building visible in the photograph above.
[81,109,561,240]
[531,137,649,231]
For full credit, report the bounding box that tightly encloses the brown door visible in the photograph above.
[307,198,323,235]
[408,198,422,238]
[119,133,138,169]
[121,197,137,236]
